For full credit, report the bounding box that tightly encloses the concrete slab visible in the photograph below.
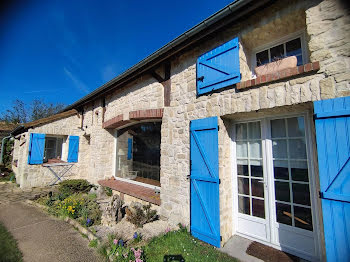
[220,235,264,262]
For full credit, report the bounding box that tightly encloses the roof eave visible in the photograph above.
[64,0,272,111]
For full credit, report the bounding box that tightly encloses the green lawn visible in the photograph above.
[0,222,23,262]
[143,229,238,262]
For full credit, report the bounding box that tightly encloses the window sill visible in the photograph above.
[237,61,320,90]
[98,177,161,206]
[45,159,66,164]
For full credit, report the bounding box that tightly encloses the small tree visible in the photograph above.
[2,139,14,168]
[0,99,65,124]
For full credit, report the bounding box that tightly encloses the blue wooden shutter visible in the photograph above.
[190,116,220,247]
[28,133,45,165]
[127,138,132,160]
[197,37,240,95]
[67,136,79,163]
[314,96,350,262]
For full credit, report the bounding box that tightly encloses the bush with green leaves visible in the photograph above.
[126,203,158,228]
[38,192,101,227]
[103,186,113,196]
[58,179,92,195]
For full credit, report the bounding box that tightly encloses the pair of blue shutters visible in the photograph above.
[190,116,220,247]
[28,133,79,164]
[197,37,240,95]
[314,96,350,262]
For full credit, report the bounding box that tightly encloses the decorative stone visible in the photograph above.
[101,194,124,226]
[320,77,336,99]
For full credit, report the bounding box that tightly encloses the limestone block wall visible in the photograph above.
[104,75,164,122]
[12,114,84,188]
[159,0,349,244]
[306,0,350,98]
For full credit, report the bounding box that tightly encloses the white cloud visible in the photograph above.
[63,67,90,94]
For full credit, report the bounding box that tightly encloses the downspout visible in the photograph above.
[0,135,11,166]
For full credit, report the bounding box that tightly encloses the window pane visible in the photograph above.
[291,161,309,182]
[252,199,265,218]
[286,38,302,58]
[256,50,269,66]
[287,117,305,137]
[272,140,288,159]
[236,123,247,140]
[276,203,292,226]
[236,142,248,158]
[248,122,261,139]
[238,177,250,195]
[239,196,250,215]
[116,122,161,186]
[294,206,313,231]
[288,139,307,159]
[249,141,261,159]
[292,183,311,206]
[251,179,264,198]
[296,55,303,66]
[270,44,284,61]
[237,164,249,176]
[273,160,289,180]
[275,181,290,202]
[271,119,286,138]
[251,164,263,177]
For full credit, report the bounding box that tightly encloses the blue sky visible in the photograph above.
[0,0,232,113]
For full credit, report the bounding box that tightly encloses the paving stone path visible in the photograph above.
[0,182,102,262]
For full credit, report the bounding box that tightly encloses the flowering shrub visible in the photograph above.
[38,192,101,227]
[98,234,145,262]
[58,195,84,218]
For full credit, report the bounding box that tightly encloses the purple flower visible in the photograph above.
[165,227,171,233]
[133,232,138,239]
[118,239,124,247]
[113,239,118,245]
[86,218,92,226]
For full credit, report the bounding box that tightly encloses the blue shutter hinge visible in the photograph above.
[219,179,221,184]
[319,191,324,199]
[220,236,222,241]
[197,76,204,82]
[240,73,242,80]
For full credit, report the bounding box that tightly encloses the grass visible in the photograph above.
[0,171,15,182]
[89,239,99,248]
[0,222,23,262]
[143,229,237,262]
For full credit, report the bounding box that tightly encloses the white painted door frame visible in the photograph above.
[230,111,322,261]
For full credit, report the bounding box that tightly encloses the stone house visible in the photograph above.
[11,0,350,261]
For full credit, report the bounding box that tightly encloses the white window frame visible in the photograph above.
[251,30,309,73]
[230,111,322,261]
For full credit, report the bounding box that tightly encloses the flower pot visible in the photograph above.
[255,56,297,76]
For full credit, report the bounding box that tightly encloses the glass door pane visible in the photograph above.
[236,121,265,219]
[271,116,313,231]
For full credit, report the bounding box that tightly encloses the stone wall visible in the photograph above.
[159,0,349,244]
[104,75,164,122]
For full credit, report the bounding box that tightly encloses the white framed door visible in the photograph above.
[232,114,320,261]
[234,120,271,242]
